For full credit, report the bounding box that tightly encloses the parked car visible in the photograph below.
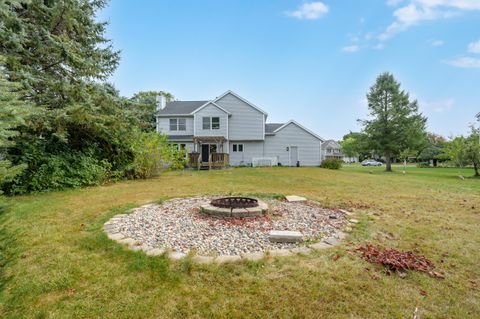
[361,159,383,166]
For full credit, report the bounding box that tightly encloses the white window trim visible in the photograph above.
[170,118,186,131]
[202,116,220,130]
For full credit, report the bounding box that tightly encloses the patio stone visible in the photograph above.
[285,195,307,202]
[268,230,303,243]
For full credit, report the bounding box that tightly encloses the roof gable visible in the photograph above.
[274,120,325,141]
[191,101,231,115]
[213,90,268,116]
[322,140,341,149]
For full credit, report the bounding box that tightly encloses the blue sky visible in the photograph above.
[99,0,480,140]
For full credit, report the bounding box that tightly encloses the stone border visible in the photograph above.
[103,204,360,265]
[200,200,268,218]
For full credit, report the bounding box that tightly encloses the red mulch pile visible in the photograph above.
[357,244,444,278]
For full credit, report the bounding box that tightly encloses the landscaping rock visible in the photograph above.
[269,249,293,257]
[146,248,165,256]
[215,255,242,264]
[349,219,359,224]
[241,251,265,261]
[107,233,125,241]
[268,230,303,243]
[192,255,215,264]
[169,251,187,260]
[290,247,312,255]
[118,238,136,246]
[324,237,342,246]
[310,242,331,250]
[285,195,307,202]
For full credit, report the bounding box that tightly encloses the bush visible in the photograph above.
[416,162,431,168]
[320,159,343,169]
[128,131,186,179]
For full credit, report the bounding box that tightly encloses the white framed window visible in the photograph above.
[202,117,220,130]
[169,118,186,131]
[212,117,220,130]
[233,144,243,152]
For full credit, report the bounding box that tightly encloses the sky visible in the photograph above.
[99,0,480,140]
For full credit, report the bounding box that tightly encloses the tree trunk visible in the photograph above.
[385,153,392,172]
[474,161,479,177]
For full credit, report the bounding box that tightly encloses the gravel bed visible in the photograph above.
[114,197,348,256]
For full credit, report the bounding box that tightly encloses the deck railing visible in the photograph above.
[188,152,229,169]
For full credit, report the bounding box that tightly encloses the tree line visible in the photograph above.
[0,0,183,196]
[341,73,480,176]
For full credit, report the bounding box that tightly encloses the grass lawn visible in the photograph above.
[1,165,479,318]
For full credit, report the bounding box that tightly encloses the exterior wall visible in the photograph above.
[228,141,265,166]
[157,116,194,136]
[215,93,264,140]
[264,123,322,166]
[193,104,228,138]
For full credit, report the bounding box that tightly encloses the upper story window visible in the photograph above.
[202,117,220,130]
[169,118,186,131]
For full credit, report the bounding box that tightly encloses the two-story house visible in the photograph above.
[321,140,358,163]
[156,90,325,168]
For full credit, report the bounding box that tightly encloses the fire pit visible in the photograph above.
[211,197,259,209]
[201,197,268,218]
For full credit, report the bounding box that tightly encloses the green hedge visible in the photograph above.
[320,159,343,170]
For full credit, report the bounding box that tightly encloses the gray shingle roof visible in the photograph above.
[265,123,284,133]
[167,135,194,141]
[158,101,209,115]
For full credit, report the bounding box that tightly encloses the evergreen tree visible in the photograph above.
[360,73,427,171]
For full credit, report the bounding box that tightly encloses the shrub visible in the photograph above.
[320,158,343,169]
[416,162,431,168]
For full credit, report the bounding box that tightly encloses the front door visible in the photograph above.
[201,144,209,162]
[290,146,298,166]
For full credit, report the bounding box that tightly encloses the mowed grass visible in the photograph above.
[1,165,479,318]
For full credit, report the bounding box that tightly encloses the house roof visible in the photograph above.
[265,123,284,133]
[157,101,208,116]
[272,120,325,141]
[322,139,341,149]
[191,101,231,115]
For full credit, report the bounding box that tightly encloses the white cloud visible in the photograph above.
[443,56,480,68]
[468,39,480,53]
[430,39,445,46]
[285,2,329,20]
[427,98,455,112]
[387,0,405,6]
[379,0,480,40]
[342,45,360,53]
[373,43,386,49]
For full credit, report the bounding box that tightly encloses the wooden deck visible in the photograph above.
[188,152,229,170]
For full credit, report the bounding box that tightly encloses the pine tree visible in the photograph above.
[361,73,427,172]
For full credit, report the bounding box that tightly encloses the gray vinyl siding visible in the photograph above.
[264,123,322,166]
[215,93,264,140]
[157,116,193,136]
[193,104,228,138]
[229,141,264,166]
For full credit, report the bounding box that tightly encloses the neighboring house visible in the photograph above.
[156,90,325,168]
[321,140,358,163]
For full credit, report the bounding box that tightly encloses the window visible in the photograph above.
[212,117,220,130]
[233,144,243,152]
[169,118,186,131]
[202,117,220,130]
[170,119,177,131]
